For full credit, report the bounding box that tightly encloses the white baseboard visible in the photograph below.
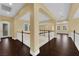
[30,49,40,56]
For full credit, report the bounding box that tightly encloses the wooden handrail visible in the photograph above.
[18,32,30,34]
[73,30,79,35]
[19,30,54,45]
[17,30,54,34]
[18,32,48,34]
[41,30,53,31]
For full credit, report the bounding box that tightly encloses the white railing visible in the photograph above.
[39,30,54,47]
[16,30,55,48]
[16,31,30,47]
[74,31,79,51]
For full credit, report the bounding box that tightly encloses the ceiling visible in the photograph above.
[0,3,24,17]
[0,3,79,21]
[21,12,49,22]
[44,3,71,21]
[21,3,71,21]
[73,8,79,19]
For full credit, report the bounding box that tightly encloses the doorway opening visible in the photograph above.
[0,21,10,38]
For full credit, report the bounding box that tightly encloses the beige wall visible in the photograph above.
[69,18,79,33]
[39,22,54,31]
[56,22,68,33]
[0,16,14,38]
[13,19,29,38]
[0,16,29,39]
[0,16,55,39]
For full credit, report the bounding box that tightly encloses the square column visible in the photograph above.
[30,4,40,56]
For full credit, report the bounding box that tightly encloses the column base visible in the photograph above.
[30,49,40,56]
[12,37,17,40]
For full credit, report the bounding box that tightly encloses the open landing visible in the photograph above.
[38,37,79,56]
[0,37,79,56]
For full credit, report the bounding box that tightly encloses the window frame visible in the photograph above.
[63,26,67,30]
[57,26,60,30]
[23,23,29,31]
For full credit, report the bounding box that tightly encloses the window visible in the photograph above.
[3,24,8,36]
[23,24,29,31]
[63,26,67,30]
[57,26,60,30]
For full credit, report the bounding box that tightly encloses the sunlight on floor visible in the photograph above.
[56,34,69,49]
[3,38,10,49]
[62,35,69,49]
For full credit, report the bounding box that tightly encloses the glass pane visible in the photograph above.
[63,26,67,30]
[57,26,60,30]
[25,24,28,31]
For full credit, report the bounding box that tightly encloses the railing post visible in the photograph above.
[48,30,51,55]
[22,30,23,44]
[74,30,75,43]
[48,30,50,41]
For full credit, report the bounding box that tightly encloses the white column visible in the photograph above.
[30,4,40,56]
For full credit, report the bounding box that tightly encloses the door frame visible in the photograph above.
[0,21,10,38]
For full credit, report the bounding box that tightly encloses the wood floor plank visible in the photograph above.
[0,36,79,56]
[0,39,31,56]
[38,37,79,56]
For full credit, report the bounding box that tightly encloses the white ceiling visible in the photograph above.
[0,3,24,17]
[21,12,49,22]
[1,3,78,21]
[38,12,49,22]
[20,12,31,21]
[44,3,71,21]
[73,8,79,19]
[21,3,71,21]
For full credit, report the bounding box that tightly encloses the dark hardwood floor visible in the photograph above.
[0,36,79,56]
[0,38,31,56]
[38,37,79,56]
